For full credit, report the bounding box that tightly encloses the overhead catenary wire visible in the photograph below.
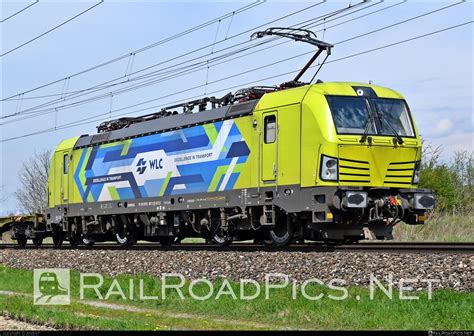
[2,1,429,126]
[0,1,330,108]
[2,1,371,119]
[2,20,472,143]
[1,1,38,23]
[1,1,104,57]
[205,18,223,94]
[5,0,460,122]
[0,0,466,127]
[4,1,376,103]
[1,1,264,99]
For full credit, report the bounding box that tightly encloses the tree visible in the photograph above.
[419,143,473,214]
[15,150,52,214]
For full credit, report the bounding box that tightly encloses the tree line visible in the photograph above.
[419,145,473,215]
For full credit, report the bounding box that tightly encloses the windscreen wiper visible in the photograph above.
[359,119,372,144]
[360,102,376,144]
[376,111,404,145]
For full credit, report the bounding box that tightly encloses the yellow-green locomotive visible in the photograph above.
[4,28,435,247]
[42,80,434,247]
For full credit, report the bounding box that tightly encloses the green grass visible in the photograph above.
[1,265,473,330]
[394,212,474,242]
[0,295,252,330]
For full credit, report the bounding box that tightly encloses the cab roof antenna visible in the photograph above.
[251,27,333,83]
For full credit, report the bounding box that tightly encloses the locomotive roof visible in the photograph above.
[73,82,404,150]
[74,99,258,149]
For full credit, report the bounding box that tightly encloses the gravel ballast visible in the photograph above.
[0,250,472,291]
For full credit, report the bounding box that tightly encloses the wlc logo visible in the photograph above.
[136,157,164,174]
[34,269,70,305]
[136,158,147,175]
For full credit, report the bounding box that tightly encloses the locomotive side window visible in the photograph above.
[264,115,276,143]
[63,154,68,174]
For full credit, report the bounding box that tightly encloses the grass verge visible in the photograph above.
[0,265,473,330]
[394,212,474,242]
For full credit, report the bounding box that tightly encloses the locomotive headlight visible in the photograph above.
[320,155,338,181]
[343,191,368,208]
[413,161,421,184]
[413,193,435,210]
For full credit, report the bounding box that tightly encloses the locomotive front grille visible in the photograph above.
[339,158,371,184]
[384,161,415,185]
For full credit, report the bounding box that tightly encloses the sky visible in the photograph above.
[0,0,473,215]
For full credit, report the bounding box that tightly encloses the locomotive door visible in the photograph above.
[261,112,278,182]
[60,151,70,203]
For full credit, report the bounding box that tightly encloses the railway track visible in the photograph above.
[0,242,472,253]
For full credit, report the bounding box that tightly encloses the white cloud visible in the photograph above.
[424,130,473,163]
[433,118,454,135]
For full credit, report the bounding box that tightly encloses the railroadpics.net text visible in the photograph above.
[33,269,440,305]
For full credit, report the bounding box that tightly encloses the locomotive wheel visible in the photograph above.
[82,235,95,247]
[262,239,274,246]
[115,227,135,246]
[32,235,44,248]
[115,232,130,246]
[114,217,136,247]
[269,215,293,247]
[212,228,232,246]
[16,235,27,248]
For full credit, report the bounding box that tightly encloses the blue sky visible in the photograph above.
[1,1,473,214]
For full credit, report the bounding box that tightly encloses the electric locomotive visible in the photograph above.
[42,78,435,247]
[4,28,436,247]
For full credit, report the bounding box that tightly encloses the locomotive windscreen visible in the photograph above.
[326,96,415,137]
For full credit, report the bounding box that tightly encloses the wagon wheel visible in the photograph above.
[269,214,293,247]
[16,234,27,248]
[52,227,64,248]
[69,232,81,247]
[32,234,44,248]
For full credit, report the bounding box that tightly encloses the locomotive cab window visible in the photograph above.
[63,154,69,174]
[372,98,415,137]
[327,96,371,134]
[327,96,415,137]
[264,115,276,143]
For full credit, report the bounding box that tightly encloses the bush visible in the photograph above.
[419,144,473,214]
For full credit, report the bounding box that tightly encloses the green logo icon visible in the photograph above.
[34,269,70,305]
